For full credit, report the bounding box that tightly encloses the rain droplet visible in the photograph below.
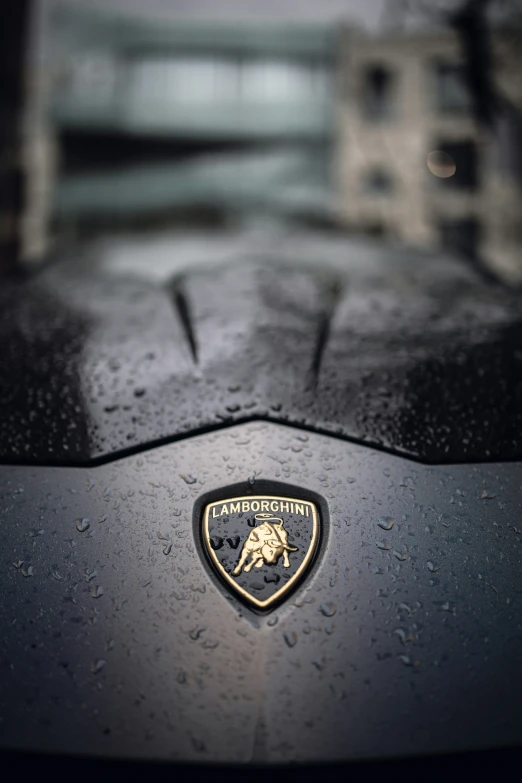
[376,540,391,551]
[91,659,106,674]
[283,631,297,648]
[427,561,439,573]
[377,517,395,531]
[393,628,414,645]
[179,474,197,485]
[319,602,337,617]
[346,477,356,484]
[12,560,23,569]
[481,490,497,500]
[163,542,172,555]
[156,532,170,541]
[267,615,279,627]
[294,595,316,607]
[76,518,90,533]
[189,627,205,641]
[398,654,413,667]
[21,565,34,578]
[312,657,327,671]
[90,586,104,599]
[210,537,224,551]
[84,569,98,582]
[393,550,408,562]
[29,529,45,537]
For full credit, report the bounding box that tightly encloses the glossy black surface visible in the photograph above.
[1,235,522,466]
[1,422,521,763]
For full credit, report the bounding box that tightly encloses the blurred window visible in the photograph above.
[241,59,320,103]
[435,62,473,114]
[439,218,480,259]
[310,62,329,101]
[494,103,522,183]
[65,54,119,104]
[362,65,393,121]
[362,222,386,237]
[363,168,394,194]
[131,57,239,106]
[436,140,478,189]
[129,56,327,108]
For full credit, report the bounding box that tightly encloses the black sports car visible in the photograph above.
[1,0,522,779]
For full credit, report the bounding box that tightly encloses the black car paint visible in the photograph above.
[1,237,521,768]
[1,422,522,763]
[1,241,521,467]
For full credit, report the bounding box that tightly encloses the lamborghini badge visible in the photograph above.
[202,494,320,610]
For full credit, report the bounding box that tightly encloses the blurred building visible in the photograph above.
[26,6,522,283]
[335,26,522,282]
[47,6,338,229]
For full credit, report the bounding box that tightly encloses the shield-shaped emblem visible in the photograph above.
[202,494,320,610]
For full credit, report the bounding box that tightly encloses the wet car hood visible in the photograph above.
[1,231,522,467]
[1,231,522,767]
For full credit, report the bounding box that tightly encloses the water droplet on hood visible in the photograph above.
[394,628,414,645]
[377,517,395,530]
[179,474,197,485]
[319,602,337,617]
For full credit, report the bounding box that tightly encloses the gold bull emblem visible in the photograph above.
[232,513,298,576]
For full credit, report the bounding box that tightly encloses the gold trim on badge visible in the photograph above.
[203,495,319,610]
